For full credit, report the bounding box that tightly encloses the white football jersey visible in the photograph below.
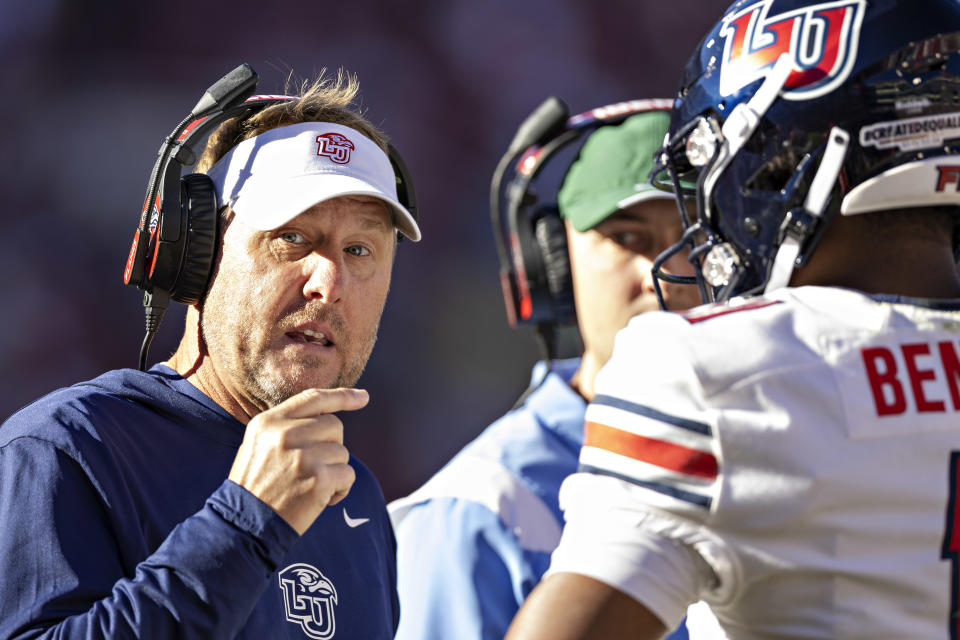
[550,286,960,639]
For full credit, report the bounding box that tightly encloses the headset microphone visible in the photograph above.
[190,64,259,117]
[505,96,569,157]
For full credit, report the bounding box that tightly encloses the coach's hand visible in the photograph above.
[228,387,369,535]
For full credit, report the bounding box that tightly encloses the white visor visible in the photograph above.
[841,155,960,217]
[205,121,420,241]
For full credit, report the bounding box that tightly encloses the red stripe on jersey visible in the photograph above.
[585,421,718,479]
[681,299,781,324]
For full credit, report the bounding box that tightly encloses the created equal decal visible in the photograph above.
[860,112,960,152]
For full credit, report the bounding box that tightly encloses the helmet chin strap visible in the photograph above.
[764,126,850,294]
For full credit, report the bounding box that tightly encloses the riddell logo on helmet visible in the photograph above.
[316,133,355,164]
[718,0,866,100]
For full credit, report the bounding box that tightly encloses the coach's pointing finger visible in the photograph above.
[279,387,370,419]
[228,387,370,535]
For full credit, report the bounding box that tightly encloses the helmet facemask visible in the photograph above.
[651,55,826,305]
[650,0,960,309]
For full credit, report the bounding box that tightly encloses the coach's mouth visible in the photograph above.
[287,328,333,347]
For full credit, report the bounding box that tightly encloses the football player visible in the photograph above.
[507,0,960,638]
[391,103,701,639]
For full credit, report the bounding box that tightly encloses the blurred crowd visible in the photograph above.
[0,0,731,499]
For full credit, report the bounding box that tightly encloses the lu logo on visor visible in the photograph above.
[316,133,355,164]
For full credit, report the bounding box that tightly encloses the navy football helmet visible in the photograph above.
[652,0,960,304]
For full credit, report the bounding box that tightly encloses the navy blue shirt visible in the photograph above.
[0,365,398,639]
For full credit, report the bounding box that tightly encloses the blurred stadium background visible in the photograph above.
[0,0,731,500]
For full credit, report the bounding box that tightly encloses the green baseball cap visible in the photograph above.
[558,110,674,232]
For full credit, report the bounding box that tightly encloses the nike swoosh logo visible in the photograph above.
[343,509,370,528]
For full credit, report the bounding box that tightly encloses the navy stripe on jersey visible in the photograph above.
[592,395,712,436]
[578,464,713,509]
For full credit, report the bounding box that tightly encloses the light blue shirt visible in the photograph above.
[389,359,689,639]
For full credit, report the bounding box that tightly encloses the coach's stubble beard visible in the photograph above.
[202,302,381,411]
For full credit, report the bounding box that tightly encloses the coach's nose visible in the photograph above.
[302,251,345,304]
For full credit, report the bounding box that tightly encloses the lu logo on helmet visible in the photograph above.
[718,0,866,100]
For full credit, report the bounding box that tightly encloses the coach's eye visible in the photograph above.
[345,244,371,257]
[280,231,306,245]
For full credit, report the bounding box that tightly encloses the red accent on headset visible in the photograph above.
[509,231,534,320]
[175,95,298,142]
[499,272,518,328]
[145,192,163,279]
[147,224,161,278]
[516,147,547,177]
[177,115,209,142]
[519,295,533,321]
[566,98,674,128]
[123,229,140,284]
[514,99,673,179]
[245,94,296,102]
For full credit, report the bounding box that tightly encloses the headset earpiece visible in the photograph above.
[533,208,574,323]
[139,173,218,305]
[507,195,576,326]
[169,173,218,304]
[491,97,674,331]
[387,143,418,241]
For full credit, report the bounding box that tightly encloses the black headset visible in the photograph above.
[489,97,673,344]
[123,63,418,370]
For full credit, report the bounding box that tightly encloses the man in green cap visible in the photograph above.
[388,105,701,640]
